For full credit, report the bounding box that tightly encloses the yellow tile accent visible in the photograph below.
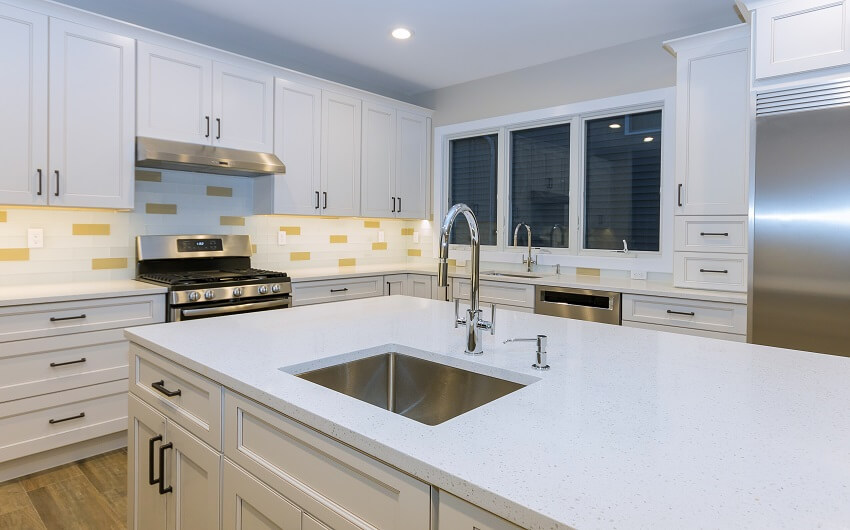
[220,216,245,226]
[146,203,177,214]
[447,259,457,267]
[401,228,414,236]
[251,244,257,254]
[280,226,301,235]
[338,258,356,267]
[0,211,6,222]
[135,170,162,182]
[0,248,29,261]
[91,257,127,270]
[329,235,348,244]
[290,252,310,261]
[372,242,387,251]
[407,249,422,257]
[72,223,110,236]
[206,186,233,197]
[576,267,601,277]
[363,221,380,228]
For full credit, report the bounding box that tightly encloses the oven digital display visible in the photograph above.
[176,238,223,252]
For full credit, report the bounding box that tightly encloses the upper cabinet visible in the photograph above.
[0,9,134,209]
[395,111,429,219]
[321,91,362,217]
[137,42,273,152]
[744,0,850,79]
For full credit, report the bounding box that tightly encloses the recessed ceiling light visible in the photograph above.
[643,136,654,142]
[609,123,621,129]
[391,27,412,40]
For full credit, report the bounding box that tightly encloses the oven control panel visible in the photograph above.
[177,238,223,252]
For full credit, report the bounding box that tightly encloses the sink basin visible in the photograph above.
[482,270,544,279]
[295,353,526,425]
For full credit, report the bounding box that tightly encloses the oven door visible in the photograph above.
[170,296,291,321]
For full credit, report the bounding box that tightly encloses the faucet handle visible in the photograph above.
[454,298,466,327]
[476,304,495,335]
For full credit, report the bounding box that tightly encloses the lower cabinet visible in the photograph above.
[384,274,433,299]
[222,459,302,530]
[622,294,747,341]
[291,276,384,306]
[438,492,522,530]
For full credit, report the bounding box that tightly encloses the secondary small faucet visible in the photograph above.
[438,203,494,355]
[513,223,536,272]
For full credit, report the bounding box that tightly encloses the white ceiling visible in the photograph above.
[54,0,742,101]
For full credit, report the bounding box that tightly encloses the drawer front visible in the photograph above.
[224,390,430,530]
[453,279,535,308]
[622,321,746,342]
[622,294,747,334]
[438,491,523,530]
[130,343,222,450]
[292,277,384,306]
[0,379,127,463]
[0,329,128,403]
[674,253,747,292]
[675,216,747,253]
[0,294,165,343]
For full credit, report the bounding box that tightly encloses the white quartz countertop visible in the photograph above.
[290,263,747,304]
[0,279,167,307]
[125,296,849,529]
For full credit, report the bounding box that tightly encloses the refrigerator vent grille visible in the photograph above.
[756,80,850,116]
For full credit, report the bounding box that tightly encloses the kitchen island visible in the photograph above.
[125,296,850,529]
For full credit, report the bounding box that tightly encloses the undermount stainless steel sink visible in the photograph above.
[296,353,526,426]
[482,270,544,279]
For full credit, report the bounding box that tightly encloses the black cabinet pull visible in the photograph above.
[677,184,682,207]
[54,170,60,197]
[37,169,42,196]
[386,282,391,295]
[700,232,729,237]
[151,380,182,397]
[398,197,402,213]
[391,197,396,213]
[50,357,86,367]
[148,434,162,486]
[49,313,86,322]
[216,118,221,139]
[49,412,85,424]
[315,191,320,209]
[205,116,210,138]
[667,310,696,316]
[699,268,729,274]
[329,288,348,293]
[158,442,173,494]
[322,191,327,209]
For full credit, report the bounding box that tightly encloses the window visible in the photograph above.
[584,110,661,251]
[448,134,498,245]
[509,123,570,248]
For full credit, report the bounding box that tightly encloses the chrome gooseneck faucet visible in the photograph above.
[438,204,493,355]
[513,223,536,272]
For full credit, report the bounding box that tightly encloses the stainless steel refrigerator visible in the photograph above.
[751,104,850,356]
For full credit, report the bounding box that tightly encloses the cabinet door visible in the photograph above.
[0,4,47,206]
[384,274,408,296]
[222,459,302,530]
[48,19,135,209]
[165,420,221,530]
[128,394,167,530]
[302,514,329,530]
[409,275,433,299]
[675,34,749,216]
[213,62,274,152]
[136,42,213,145]
[321,91,361,216]
[438,492,522,530]
[361,102,396,218]
[255,79,322,215]
[395,111,429,219]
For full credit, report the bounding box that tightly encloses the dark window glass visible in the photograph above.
[510,123,570,248]
[584,110,661,251]
[448,134,498,245]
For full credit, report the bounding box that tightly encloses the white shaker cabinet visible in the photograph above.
[395,110,429,219]
[0,4,48,206]
[321,91,362,216]
[221,460,302,530]
[212,61,274,152]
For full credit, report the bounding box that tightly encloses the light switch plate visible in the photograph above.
[630,270,647,280]
[27,228,44,249]
[277,231,287,245]
[378,231,385,243]
[413,231,420,243]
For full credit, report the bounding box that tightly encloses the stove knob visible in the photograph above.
[271,283,281,294]
[258,285,268,295]
[232,287,244,297]
[204,290,215,300]
[187,291,201,302]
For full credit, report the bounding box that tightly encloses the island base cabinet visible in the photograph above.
[438,492,523,530]
[222,460,302,530]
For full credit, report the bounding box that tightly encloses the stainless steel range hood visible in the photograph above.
[136,137,285,177]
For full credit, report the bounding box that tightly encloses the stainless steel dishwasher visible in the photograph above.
[534,285,622,324]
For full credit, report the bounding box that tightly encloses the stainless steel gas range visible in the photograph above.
[135,234,291,322]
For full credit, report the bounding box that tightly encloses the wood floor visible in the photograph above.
[0,449,127,530]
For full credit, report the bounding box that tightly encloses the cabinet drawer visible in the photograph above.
[0,329,128,403]
[292,276,384,306]
[622,321,746,342]
[224,390,430,530]
[453,279,535,308]
[130,343,222,450]
[0,380,127,463]
[0,294,165,343]
[622,294,747,334]
[674,253,747,292]
[438,491,522,530]
[675,216,747,253]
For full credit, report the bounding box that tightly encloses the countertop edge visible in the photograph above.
[0,280,167,307]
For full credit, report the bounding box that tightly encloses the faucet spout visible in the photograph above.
[513,223,535,273]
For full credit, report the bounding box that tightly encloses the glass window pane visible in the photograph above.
[584,110,661,251]
[448,134,498,245]
[510,123,570,248]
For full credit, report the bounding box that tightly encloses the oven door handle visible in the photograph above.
[180,299,291,319]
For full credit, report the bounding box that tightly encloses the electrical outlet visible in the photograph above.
[277,231,287,245]
[630,270,647,280]
[413,231,420,243]
[378,231,385,243]
[27,228,44,249]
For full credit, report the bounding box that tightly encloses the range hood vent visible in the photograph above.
[136,137,285,177]
[756,80,850,116]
